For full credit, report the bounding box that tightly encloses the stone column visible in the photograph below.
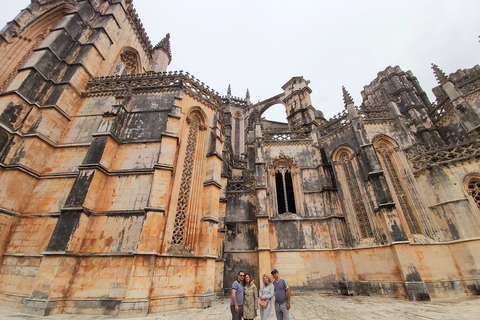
[253,123,272,276]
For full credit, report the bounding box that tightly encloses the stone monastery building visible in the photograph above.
[1,0,480,317]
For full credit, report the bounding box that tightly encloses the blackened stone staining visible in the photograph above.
[11,143,26,164]
[447,219,460,240]
[27,114,42,134]
[0,102,23,128]
[46,211,82,251]
[405,266,422,282]
[0,130,8,152]
[391,220,408,241]
[64,170,95,207]
[2,1,480,316]
[119,112,168,141]
[275,221,306,250]
[82,138,108,164]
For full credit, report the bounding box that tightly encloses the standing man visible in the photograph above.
[271,269,291,320]
[231,270,245,320]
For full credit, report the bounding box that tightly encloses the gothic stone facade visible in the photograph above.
[1,0,480,317]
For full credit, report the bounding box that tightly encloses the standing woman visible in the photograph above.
[259,274,274,320]
[243,273,258,320]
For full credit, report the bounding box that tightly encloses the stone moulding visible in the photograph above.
[124,1,154,58]
[429,98,455,124]
[221,96,248,107]
[264,139,313,147]
[263,126,312,142]
[84,71,221,110]
[359,105,392,120]
[319,123,353,143]
[408,137,480,174]
[319,110,350,137]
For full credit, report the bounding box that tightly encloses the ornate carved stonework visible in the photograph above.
[2,2,480,318]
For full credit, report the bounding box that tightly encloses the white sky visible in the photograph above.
[1,0,479,122]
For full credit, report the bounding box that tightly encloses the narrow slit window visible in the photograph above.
[341,153,374,238]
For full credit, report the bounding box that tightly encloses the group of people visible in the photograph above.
[231,269,291,320]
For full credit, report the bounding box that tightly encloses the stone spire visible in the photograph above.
[432,63,448,85]
[342,86,354,106]
[154,33,172,60]
[246,88,250,100]
[227,84,231,96]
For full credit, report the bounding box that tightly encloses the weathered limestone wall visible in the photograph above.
[149,257,216,312]
[269,248,404,295]
[223,252,259,294]
[0,0,479,316]
[0,216,56,306]
[79,215,144,253]
[270,220,332,250]
[266,240,480,298]
[415,163,480,240]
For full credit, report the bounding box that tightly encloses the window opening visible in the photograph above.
[234,116,240,159]
[467,178,480,211]
[341,153,374,238]
[378,146,421,234]
[172,115,200,245]
[113,50,138,76]
[275,164,296,214]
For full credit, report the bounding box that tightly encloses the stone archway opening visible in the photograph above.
[261,103,288,123]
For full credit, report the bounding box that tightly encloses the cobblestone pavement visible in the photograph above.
[1,293,480,320]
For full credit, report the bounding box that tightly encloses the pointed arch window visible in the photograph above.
[339,152,374,238]
[113,49,139,76]
[0,4,72,91]
[171,114,202,246]
[269,156,304,216]
[467,177,480,211]
[234,115,241,159]
[376,142,421,234]
[275,164,296,214]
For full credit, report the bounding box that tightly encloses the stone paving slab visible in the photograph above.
[1,293,480,320]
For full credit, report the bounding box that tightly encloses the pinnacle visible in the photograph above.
[432,63,448,85]
[342,86,354,105]
[227,84,231,96]
[154,33,172,59]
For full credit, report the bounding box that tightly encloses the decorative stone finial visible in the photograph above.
[227,84,231,96]
[246,89,250,100]
[342,86,354,105]
[154,33,172,59]
[432,63,448,85]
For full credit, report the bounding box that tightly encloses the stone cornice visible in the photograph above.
[124,1,154,58]
[83,71,221,110]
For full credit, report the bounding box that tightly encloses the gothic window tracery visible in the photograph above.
[467,177,480,211]
[376,141,421,235]
[233,113,242,159]
[171,114,201,246]
[269,156,302,216]
[113,49,139,76]
[339,152,374,238]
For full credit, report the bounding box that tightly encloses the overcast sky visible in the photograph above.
[1,0,479,122]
